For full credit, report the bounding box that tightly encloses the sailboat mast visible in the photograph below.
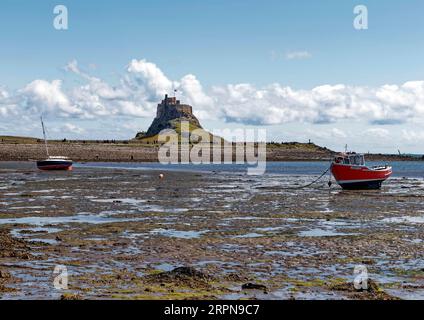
[40,116,49,157]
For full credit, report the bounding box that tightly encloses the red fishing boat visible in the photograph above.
[331,152,392,189]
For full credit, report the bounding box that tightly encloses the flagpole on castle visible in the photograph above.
[171,83,177,98]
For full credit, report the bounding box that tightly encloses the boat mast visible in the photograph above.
[40,116,49,157]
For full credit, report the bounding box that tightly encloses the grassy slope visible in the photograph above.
[0,134,329,152]
[133,120,225,145]
[267,141,332,152]
[0,136,40,143]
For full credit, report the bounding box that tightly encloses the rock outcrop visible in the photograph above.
[136,94,202,139]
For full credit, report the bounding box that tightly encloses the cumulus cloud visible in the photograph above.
[21,79,84,117]
[212,81,424,126]
[1,58,424,133]
[402,129,424,142]
[66,59,150,118]
[331,128,347,138]
[303,127,348,141]
[0,87,17,117]
[127,59,173,98]
[61,123,85,135]
[0,87,9,99]
[363,128,390,138]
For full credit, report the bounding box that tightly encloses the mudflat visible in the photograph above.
[0,162,423,299]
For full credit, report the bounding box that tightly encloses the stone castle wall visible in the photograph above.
[175,104,192,115]
[138,94,202,138]
[157,104,192,118]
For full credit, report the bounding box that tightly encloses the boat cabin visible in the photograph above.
[334,153,365,166]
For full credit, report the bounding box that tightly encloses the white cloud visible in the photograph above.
[66,59,149,118]
[179,74,213,107]
[1,58,424,135]
[212,81,424,126]
[402,129,424,142]
[363,128,390,138]
[61,123,85,134]
[270,50,312,61]
[303,127,347,140]
[0,87,17,117]
[286,50,312,60]
[21,79,83,117]
[64,59,81,75]
[331,128,347,138]
[0,87,9,99]
[127,59,173,98]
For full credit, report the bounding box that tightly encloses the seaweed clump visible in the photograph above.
[144,266,212,289]
[329,279,399,300]
[0,229,30,259]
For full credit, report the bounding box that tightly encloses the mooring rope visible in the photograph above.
[283,165,332,189]
[253,163,333,190]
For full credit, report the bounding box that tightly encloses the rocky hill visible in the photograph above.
[136,94,203,139]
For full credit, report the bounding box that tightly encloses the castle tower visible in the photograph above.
[140,94,200,138]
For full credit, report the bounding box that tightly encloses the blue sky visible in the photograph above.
[1,0,424,153]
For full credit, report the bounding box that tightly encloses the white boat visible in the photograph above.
[36,117,73,171]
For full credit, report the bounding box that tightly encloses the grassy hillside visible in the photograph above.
[0,136,40,144]
[267,141,332,152]
[133,120,225,145]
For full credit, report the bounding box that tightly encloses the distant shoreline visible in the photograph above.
[0,140,421,162]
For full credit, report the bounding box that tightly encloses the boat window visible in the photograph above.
[343,157,350,164]
[349,155,364,165]
[335,157,344,163]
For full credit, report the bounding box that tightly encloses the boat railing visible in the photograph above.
[47,156,71,160]
[370,165,389,170]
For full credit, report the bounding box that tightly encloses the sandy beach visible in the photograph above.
[0,161,423,300]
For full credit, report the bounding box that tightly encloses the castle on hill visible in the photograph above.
[156,94,193,120]
[136,94,202,138]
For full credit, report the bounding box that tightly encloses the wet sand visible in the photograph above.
[0,162,423,300]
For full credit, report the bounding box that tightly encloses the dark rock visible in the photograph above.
[144,266,212,289]
[241,283,268,292]
[167,266,209,280]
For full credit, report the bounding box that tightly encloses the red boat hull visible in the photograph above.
[37,165,73,171]
[331,163,392,190]
[36,160,73,171]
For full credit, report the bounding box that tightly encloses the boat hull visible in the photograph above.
[331,163,392,190]
[338,179,385,190]
[36,160,73,171]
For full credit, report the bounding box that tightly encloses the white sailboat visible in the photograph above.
[36,117,73,171]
